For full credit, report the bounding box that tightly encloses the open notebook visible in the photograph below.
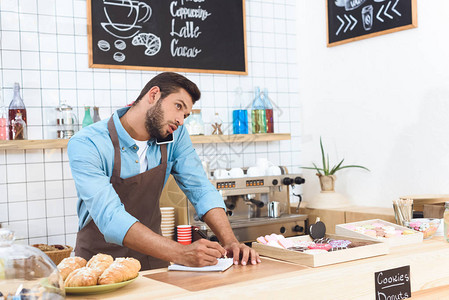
[168,258,234,272]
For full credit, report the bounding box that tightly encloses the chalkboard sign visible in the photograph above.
[327,0,417,47]
[87,0,247,74]
[375,265,411,299]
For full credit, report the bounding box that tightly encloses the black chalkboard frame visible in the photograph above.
[326,0,418,47]
[86,0,248,75]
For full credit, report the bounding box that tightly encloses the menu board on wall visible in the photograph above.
[87,0,247,74]
[327,0,417,47]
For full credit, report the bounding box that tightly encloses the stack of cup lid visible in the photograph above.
[160,207,175,240]
[177,225,192,245]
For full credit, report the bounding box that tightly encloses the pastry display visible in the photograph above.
[86,253,114,276]
[56,253,141,288]
[57,256,87,280]
[64,267,99,287]
[98,257,141,285]
[341,221,418,239]
[255,233,374,254]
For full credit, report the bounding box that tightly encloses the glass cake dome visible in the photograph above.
[0,228,65,299]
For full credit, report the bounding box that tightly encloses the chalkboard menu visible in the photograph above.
[327,0,417,47]
[87,0,247,74]
[375,266,411,299]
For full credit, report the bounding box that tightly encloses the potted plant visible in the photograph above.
[303,137,369,192]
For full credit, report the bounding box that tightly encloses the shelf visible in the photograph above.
[0,133,291,150]
[189,133,291,144]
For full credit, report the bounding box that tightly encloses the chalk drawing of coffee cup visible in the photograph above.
[101,0,152,39]
[361,5,373,31]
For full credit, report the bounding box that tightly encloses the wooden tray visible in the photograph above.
[335,219,423,247]
[252,234,388,267]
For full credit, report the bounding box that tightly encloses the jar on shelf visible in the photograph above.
[11,112,27,140]
[82,106,93,128]
[184,109,204,135]
[0,90,8,140]
[56,101,78,139]
[8,83,27,140]
[212,112,223,135]
[93,106,101,123]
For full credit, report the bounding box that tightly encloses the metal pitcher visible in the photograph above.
[268,201,281,218]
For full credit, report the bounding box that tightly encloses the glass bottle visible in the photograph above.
[8,83,27,140]
[93,106,101,123]
[212,113,223,135]
[251,87,266,134]
[262,88,274,133]
[12,112,27,140]
[232,87,248,134]
[82,106,93,128]
[184,109,204,135]
[0,91,8,140]
[444,202,449,242]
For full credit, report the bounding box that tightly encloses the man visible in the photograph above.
[68,72,261,270]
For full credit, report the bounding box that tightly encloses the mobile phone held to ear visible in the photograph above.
[156,133,174,145]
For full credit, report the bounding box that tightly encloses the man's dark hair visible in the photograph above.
[134,72,200,105]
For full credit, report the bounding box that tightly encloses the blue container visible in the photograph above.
[232,109,248,134]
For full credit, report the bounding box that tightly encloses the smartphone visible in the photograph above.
[156,133,174,145]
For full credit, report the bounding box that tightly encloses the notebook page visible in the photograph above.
[168,258,234,272]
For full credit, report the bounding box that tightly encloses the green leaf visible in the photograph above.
[337,165,370,171]
[320,137,326,175]
[312,162,323,175]
[330,158,345,175]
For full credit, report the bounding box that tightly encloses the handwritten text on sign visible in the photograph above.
[375,266,411,300]
[170,0,211,58]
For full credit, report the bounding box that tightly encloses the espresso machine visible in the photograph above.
[160,166,308,243]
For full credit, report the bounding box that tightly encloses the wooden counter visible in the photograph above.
[66,237,449,299]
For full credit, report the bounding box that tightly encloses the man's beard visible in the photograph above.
[145,100,166,140]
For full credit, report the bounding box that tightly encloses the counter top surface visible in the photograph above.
[66,237,449,299]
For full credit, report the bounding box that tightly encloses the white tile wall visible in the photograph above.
[0,0,301,245]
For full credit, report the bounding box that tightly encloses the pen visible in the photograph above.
[194,228,227,259]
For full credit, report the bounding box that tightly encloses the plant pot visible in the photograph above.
[318,174,336,192]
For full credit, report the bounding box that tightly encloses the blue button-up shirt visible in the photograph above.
[68,107,225,246]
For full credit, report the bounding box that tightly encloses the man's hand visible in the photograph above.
[175,239,226,267]
[224,241,261,265]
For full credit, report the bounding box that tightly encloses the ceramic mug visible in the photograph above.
[214,169,230,179]
[229,167,244,178]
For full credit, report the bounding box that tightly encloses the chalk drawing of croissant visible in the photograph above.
[132,33,161,56]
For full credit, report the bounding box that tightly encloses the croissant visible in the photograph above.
[64,267,99,287]
[98,257,141,285]
[57,256,87,281]
[86,253,114,276]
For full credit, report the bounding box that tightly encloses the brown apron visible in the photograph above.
[75,116,169,270]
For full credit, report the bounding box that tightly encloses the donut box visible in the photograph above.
[251,234,388,267]
[335,219,423,247]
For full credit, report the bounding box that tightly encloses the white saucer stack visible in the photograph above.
[160,207,175,240]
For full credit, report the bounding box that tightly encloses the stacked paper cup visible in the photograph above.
[160,207,175,240]
[177,225,192,245]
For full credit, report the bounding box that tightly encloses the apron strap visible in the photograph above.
[108,116,122,179]
[160,143,167,164]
